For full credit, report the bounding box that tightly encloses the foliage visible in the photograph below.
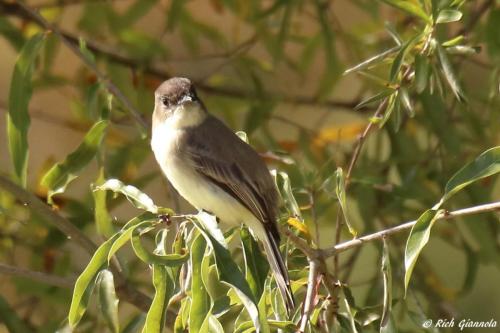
[0,0,499,332]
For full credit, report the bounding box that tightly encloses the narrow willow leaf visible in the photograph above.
[93,168,114,237]
[436,43,466,102]
[380,239,393,333]
[404,209,441,295]
[445,45,481,55]
[379,92,397,128]
[68,233,120,328]
[122,314,146,333]
[276,171,302,219]
[414,54,429,93]
[399,87,414,117]
[189,234,211,333]
[436,9,462,23]
[442,35,465,47]
[96,269,119,333]
[236,131,249,143]
[440,146,500,204]
[200,315,225,333]
[190,217,261,332]
[390,34,420,82]
[7,33,46,187]
[94,178,159,213]
[142,265,174,333]
[234,320,297,333]
[241,227,269,300]
[42,120,108,204]
[380,0,432,23]
[344,46,400,75]
[354,90,394,110]
[335,168,357,237]
[107,217,155,264]
[79,37,96,65]
[131,227,189,266]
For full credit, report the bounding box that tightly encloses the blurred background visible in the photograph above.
[0,0,499,332]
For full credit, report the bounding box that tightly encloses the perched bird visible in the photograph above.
[151,77,295,312]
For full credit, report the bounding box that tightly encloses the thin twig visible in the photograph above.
[299,259,319,332]
[0,0,366,112]
[0,174,156,316]
[0,263,75,289]
[0,175,97,253]
[10,0,148,130]
[322,201,500,257]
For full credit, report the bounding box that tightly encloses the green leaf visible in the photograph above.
[93,168,114,237]
[390,34,420,82]
[190,234,211,333]
[94,178,159,213]
[441,146,500,204]
[404,209,441,295]
[200,315,225,333]
[41,120,108,204]
[436,9,462,24]
[335,168,357,237]
[7,33,46,187]
[275,171,302,219]
[0,17,26,50]
[380,239,393,333]
[96,269,119,333]
[344,46,400,75]
[414,54,429,93]
[380,0,432,23]
[436,42,466,102]
[142,265,174,333]
[107,213,157,263]
[190,217,261,332]
[399,87,414,117]
[131,227,189,266]
[354,89,394,110]
[241,227,270,300]
[68,233,120,328]
[235,320,297,333]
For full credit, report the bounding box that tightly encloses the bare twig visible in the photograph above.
[299,259,319,332]
[0,0,365,112]
[0,263,75,289]
[0,174,156,315]
[0,175,97,253]
[8,0,148,130]
[322,201,500,257]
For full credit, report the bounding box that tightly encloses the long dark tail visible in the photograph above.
[262,229,295,314]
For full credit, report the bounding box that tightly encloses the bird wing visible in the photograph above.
[184,115,279,226]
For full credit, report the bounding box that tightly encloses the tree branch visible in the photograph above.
[322,201,500,257]
[0,0,364,112]
[0,175,97,253]
[299,259,319,332]
[4,0,148,130]
[0,263,75,289]
[0,175,155,314]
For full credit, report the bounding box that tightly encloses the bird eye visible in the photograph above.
[161,97,170,107]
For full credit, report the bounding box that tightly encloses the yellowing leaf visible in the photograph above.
[313,122,365,147]
[287,217,311,240]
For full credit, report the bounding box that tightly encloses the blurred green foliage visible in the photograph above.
[0,0,499,332]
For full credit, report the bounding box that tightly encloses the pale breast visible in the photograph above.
[151,123,256,227]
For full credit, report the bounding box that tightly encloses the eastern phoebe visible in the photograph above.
[151,77,295,312]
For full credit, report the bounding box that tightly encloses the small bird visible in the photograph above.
[151,77,295,312]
